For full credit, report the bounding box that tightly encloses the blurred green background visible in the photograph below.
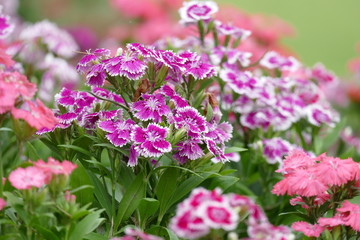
[19,0,360,76]
[222,0,360,76]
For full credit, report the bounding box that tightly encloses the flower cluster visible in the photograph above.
[170,187,294,239]
[272,150,360,237]
[8,157,76,190]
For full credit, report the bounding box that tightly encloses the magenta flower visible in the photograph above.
[311,63,337,84]
[127,43,156,58]
[220,68,258,97]
[179,1,219,24]
[103,53,147,80]
[240,108,273,130]
[175,139,204,161]
[86,63,107,86]
[0,7,13,38]
[98,119,135,147]
[173,107,207,134]
[131,124,171,158]
[9,167,47,190]
[156,50,186,70]
[204,122,233,145]
[205,139,228,162]
[185,60,215,79]
[132,93,171,123]
[55,88,96,112]
[306,104,339,127]
[92,87,125,105]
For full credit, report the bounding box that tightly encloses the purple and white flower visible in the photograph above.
[86,63,107,86]
[98,119,135,147]
[306,104,339,127]
[260,51,300,72]
[132,93,171,123]
[257,138,295,164]
[131,124,172,158]
[175,139,204,161]
[220,68,258,98]
[215,21,251,40]
[179,1,219,24]
[173,106,208,134]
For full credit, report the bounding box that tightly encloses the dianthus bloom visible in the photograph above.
[260,51,300,72]
[131,124,172,158]
[0,6,14,38]
[291,221,324,237]
[11,99,59,130]
[98,119,135,147]
[9,167,47,190]
[170,188,293,239]
[179,1,218,24]
[34,157,77,183]
[132,93,171,122]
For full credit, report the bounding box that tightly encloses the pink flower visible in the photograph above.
[335,201,360,231]
[131,124,172,158]
[179,1,218,24]
[132,93,171,123]
[315,155,357,186]
[9,167,47,190]
[291,221,324,237]
[170,209,210,239]
[0,198,6,210]
[276,149,315,174]
[122,227,163,240]
[34,157,77,183]
[260,138,295,164]
[311,63,337,84]
[11,99,59,130]
[305,104,339,127]
[86,64,107,86]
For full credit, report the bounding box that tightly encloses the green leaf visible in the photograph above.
[138,198,159,227]
[58,144,93,158]
[0,127,13,132]
[224,147,247,154]
[320,119,347,153]
[69,209,104,240]
[155,168,179,221]
[70,162,94,207]
[168,171,216,208]
[84,232,108,240]
[25,141,41,161]
[147,226,179,240]
[87,170,112,219]
[39,138,63,159]
[114,173,146,231]
[33,224,60,240]
[207,175,239,191]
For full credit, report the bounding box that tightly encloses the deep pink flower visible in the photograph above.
[9,167,47,190]
[173,107,207,134]
[11,99,59,130]
[86,63,107,86]
[291,221,324,237]
[122,227,163,240]
[0,198,6,210]
[131,124,171,158]
[179,1,218,24]
[205,139,228,162]
[98,119,135,147]
[276,149,315,174]
[132,93,171,122]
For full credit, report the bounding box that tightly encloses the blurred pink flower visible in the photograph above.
[291,221,324,237]
[0,198,6,210]
[11,99,58,130]
[9,166,47,190]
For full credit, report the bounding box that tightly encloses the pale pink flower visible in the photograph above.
[335,201,360,231]
[291,221,324,237]
[9,167,47,190]
[34,157,77,183]
[11,99,59,130]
